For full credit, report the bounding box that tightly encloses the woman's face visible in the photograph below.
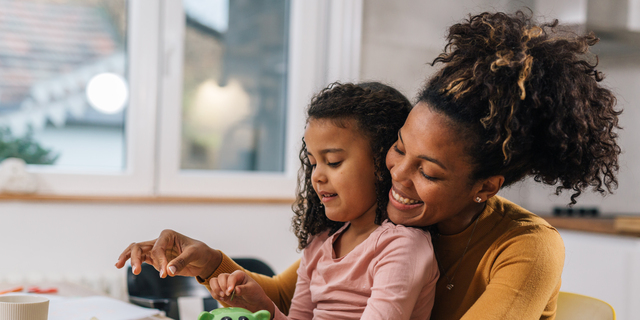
[386,102,485,232]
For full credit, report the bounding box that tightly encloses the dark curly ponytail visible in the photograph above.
[420,11,622,204]
[291,82,412,250]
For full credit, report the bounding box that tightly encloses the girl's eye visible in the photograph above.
[307,156,316,168]
[328,161,342,168]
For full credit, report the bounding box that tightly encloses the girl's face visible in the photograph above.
[385,103,485,232]
[304,118,378,226]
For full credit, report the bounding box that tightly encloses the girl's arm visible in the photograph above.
[460,226,564,320]
[199,252,300,314]
[208,271,278,316]
[362,228,439,320]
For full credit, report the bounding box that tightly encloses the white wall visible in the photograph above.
[0,201,301,298]
[360,0,511,100]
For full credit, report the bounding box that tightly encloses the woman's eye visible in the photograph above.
[393,144,405,155]
[420,169,437,181]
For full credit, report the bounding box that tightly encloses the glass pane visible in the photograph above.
[181,0,289,172]
[0,0,127,170]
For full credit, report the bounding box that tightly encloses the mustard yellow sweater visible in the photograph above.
[200,196,564,320]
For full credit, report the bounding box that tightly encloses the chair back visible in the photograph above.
[127,257,276,320]
[556,291,616,320]
[127,263,217,320]
[234,258,276,277]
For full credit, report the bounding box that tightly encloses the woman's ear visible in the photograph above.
[474,175,505,203]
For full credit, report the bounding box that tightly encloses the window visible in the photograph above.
[180,0,289,172]
[0,0,363,199]
[0,0,128,171]
[0,0,158,196]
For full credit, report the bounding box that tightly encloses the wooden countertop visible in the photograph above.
[540,215,640,237]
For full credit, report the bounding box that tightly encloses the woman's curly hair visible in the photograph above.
[420,10,622,204]
[291,82,412,250]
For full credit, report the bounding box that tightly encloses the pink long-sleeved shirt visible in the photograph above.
[273,220,438,320]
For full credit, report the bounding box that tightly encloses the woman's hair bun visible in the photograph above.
[420,10,622,204]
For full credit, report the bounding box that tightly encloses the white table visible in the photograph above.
[0,282,172,320]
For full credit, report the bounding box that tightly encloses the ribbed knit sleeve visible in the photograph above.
[459,224,564,320]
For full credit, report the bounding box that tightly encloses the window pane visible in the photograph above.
[181,0,289,172]
[0,0,127,170]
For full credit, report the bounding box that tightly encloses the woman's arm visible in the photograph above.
[198,252,300,315]
[115,229,300,314]
[460,226,564,320]
[116,229,222,279]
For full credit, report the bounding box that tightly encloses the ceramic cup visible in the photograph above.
[0,295,49,320]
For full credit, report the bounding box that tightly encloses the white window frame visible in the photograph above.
[156,0,363,199]
[10,0,362,199]
[23,1,160,197]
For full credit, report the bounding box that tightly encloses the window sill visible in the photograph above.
[0,194,295,204]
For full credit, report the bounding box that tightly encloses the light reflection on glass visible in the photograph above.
[0,0,128,169]
[180,0,289,172]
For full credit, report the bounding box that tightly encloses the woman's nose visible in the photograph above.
[389,157,411,186]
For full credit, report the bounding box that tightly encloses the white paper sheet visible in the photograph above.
[48,296,162,320]
[178,296,205,320]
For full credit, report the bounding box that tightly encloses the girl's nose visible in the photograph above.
[311,165,327,183]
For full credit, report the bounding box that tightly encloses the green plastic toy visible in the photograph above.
[197,307,271,320]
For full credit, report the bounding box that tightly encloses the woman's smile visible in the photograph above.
[389,188,422,206]
[387,187,426,223]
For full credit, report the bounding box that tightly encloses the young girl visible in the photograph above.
[207,82,439,320]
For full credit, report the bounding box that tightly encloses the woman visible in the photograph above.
[116,11,621,320]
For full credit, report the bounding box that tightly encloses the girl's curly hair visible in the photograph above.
[420,10,622,205]
[291,82,412,250]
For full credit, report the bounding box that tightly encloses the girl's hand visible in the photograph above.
[209,270,276,316]
[115,229,222,280]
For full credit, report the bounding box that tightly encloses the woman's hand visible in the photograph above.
[209,270,276,316]
[115,229,222,280]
